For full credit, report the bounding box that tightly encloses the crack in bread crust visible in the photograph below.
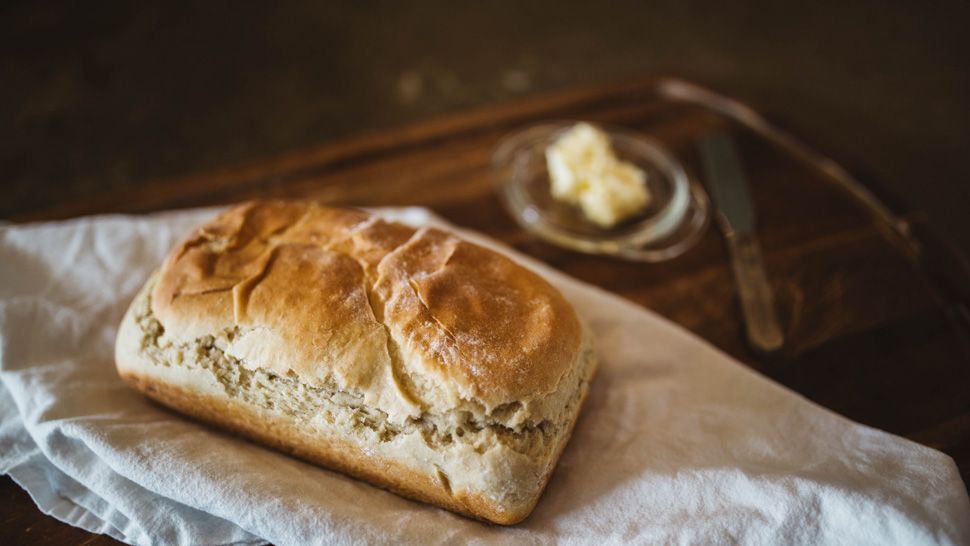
[152,201,585,418]
[136,280,578,457]
[121,201,599,524]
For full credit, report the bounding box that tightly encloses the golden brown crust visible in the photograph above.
[374,227,583,405]
[118,200,597,524]
[150,200,583,415]
[118,368,591,525]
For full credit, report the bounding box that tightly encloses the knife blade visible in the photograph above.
[700,131,784,354]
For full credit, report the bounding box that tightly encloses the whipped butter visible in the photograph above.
[545,123,649,228]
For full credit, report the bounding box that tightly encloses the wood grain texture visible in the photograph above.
[5,77,969,544]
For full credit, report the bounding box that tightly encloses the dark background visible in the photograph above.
[3,3,970,542]
[2,1,969,254]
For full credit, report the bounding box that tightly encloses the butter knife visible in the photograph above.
[699,131,784,354]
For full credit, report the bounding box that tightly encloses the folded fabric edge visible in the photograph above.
[0,384,136,543]
[1,365,267,546]
[1,416,270,546]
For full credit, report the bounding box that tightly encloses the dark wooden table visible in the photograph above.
[4,77,969,545]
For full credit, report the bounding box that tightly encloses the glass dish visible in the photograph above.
[492,122,710,261]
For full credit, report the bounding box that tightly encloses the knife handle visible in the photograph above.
[725,231,784,354]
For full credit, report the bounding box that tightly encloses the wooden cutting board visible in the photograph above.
[5,76,970,544]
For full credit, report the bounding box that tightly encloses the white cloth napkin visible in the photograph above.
[1,207,968,546]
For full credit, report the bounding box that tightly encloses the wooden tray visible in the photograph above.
[6,77,970,544]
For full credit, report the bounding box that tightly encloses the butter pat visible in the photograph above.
[545,123,650,228]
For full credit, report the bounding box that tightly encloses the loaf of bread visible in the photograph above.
[115,200,597,524]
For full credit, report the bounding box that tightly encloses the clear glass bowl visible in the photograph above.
[492,122,710,261]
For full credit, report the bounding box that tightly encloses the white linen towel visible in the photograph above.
[1,207,968,545]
